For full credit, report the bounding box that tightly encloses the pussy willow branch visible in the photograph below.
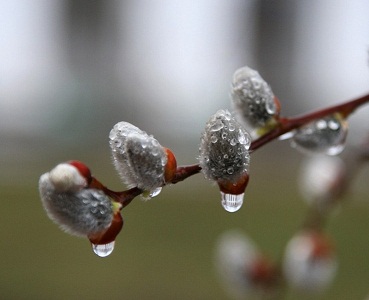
[250,93,369,151]
[109,92,369,207]
[101,164,203,207]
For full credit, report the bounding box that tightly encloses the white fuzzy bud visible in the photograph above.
[199,110,251,183]
[39,163,114,237]
[283,231,337,293]
[299,155,346,210]
[109,121,167,191]
[231,66,277,129]
[215,230,258,299]
[215,230,275,298]
[48,163,86,193]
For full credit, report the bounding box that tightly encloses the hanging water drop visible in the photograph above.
[149,187,162,198]
[92,241,115,257]
[291,114,348,155]
[220,192,244,212]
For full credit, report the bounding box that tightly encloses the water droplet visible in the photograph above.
[238,132,246,144]
[291,115,348,156]
[149,139,157,147]
[133,147,140,154]
[90,207,98,214]
[92,241,115,257]
[149,187,162,198]
[326,144,345,156]
[228,124,236,132]
[151,148,160,156]
[278,131,294,141]
[316,120,327,130]
[220,192,244,212]
[230,138,237,146]
[266,98,277,115]
[224,111,232,121]
[210,120,224,132]
[328,119,340,130]
[251,77,262,89]
[114,140,122,148]
[248,91,255,98]
[227,167,234,175]
[238,129,251,149]
[210,135,218,143]
[221,132,227,139]
[109,130,118,140]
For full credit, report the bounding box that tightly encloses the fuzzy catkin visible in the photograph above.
[199,110,251,183]
[109,121,167,191]
[231,66,276,127]
[39,167,113,237]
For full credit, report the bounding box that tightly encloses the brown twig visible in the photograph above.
[250,93,369,151]
[105,93,369,207]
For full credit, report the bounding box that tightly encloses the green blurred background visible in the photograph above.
[2,1,369,299]
[2,146,369,299]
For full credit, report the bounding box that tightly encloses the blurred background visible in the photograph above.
[1,0,369,299]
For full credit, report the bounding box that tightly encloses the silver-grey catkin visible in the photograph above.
[199,109,251,183]
[231,66,276,128]
[39,170,113,237]
[109,121,167,191]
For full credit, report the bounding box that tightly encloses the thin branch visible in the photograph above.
[171,164,202,184]
[105,93,369,207]
[250,93,369,151]
[101,165,202,208]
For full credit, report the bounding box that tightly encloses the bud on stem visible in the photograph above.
[109,121,177,197]
[231,66,280,136]
[199,110,251,212]
[39,161,124,257]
